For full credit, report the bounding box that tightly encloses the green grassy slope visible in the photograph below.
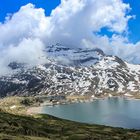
[0,111,140,140]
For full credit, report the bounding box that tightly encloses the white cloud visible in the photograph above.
[0,38,47,75]
[0,0,139,75]
[0,4,50,75]
[46,0,132,46]
[0,4,49,47]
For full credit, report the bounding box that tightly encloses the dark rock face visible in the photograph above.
[8,62,25,70]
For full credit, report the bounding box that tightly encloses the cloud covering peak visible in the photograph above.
[0,0,139,75]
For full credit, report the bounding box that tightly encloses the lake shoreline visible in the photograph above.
[27,94,140,115]
[26,106,43,115]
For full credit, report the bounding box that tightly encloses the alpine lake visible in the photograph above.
[40,97,140,129]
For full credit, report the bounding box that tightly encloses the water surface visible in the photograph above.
[41,97,140,129]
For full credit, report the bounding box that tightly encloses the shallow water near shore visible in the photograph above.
[40,97,140,129]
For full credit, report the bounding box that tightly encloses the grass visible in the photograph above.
[0,134,48,140]
[0,97,140,140]
[1,111,140,139]
[0,96,42,115]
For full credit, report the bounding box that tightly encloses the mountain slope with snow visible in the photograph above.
[0,45,140,97]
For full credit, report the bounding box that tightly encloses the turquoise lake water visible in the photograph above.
[41,97,140,129]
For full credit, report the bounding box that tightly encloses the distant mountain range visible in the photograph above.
[0,44,140,97]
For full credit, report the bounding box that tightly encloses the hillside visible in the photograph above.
[1,111,140,140]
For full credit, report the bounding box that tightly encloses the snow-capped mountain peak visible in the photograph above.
[0,45,140,97]
[45,44,105,66]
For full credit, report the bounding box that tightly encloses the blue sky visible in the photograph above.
[0,0,60,20]
[124,0,140,43]
[0,0,139,43]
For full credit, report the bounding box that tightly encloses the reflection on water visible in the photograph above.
[41,97,140,129]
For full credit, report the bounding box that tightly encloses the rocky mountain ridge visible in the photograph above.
[0,44,140,97]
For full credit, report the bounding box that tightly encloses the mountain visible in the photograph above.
[0,44,140,97]
[45,44,105,66]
